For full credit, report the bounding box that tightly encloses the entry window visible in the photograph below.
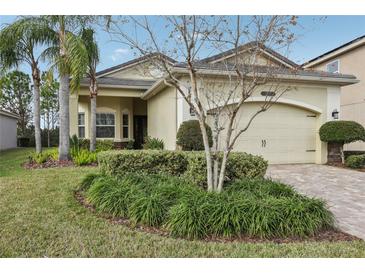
[326,60,339,73]
[122,112,129,139]
[96,113,115,138]
[78,113,85,138]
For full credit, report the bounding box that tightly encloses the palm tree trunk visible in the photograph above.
[32,68,42,153]
[58,74,70,160]
[90,80,97,152]
[90,95,97,151]
[47,112,51,147]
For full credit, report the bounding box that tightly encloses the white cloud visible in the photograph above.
[110,48,129,62]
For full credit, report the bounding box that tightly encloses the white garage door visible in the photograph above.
[232,103,317,164]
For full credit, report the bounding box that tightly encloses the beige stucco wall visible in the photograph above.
[148,76,339,163]
[217,52,280,67]
[0,114,18,150]
[308,44,365,151]
[105,60,163,80]
[70,87,145,142]
[147,86,177,150]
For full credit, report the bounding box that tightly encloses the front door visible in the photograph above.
[133,115,147,149]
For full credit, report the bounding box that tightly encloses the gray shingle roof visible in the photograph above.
[173,62,357,79]
[81,77,156,88]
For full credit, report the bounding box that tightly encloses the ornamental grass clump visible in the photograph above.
[82,173,334,240]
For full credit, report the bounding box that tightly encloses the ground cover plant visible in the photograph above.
[27,135,114,167]
[82,172,335,240]
[1,148,364,257]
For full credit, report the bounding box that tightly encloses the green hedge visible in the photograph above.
[319,121,365,143]
[98,150,188,177]
[183,152,268,187]
[83,173,334,239]
[98,150,268,186]
[176,120,213,151]
[345,154,365,169]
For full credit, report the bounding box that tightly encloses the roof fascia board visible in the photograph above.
[142,68,358,100]
[80,83,150,90]
[171,67,358,85]
[0,110,20,119]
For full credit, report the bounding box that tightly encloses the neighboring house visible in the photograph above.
[303,35,365,152]
[72,44,358,164]
[0,109,19,150]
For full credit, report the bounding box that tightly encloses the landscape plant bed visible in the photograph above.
[23,159,75,169]
[23,159,97,169]
[77,172,355,242]
[75,190,358,244]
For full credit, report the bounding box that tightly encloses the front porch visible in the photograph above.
[70,90,148,149]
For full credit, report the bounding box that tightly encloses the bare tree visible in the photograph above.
[107,15,299,192]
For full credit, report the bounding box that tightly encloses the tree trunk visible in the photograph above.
[58,74,70,160]
[32,68,42,154]
[217,151,229,192]
[90,80,97,152]
[198,120,214,191]
[90,96,96,151]
[47,112,51,147]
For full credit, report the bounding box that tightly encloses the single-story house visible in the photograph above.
[72,43,358,164]
[303,35,365,152]
[0,109,19,150]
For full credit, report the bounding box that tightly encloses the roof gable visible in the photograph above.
[96,53,176,79]
[199,42,298,68]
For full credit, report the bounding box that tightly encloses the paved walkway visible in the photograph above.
[266,164,365,240]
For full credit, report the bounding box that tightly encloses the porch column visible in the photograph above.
[69,93,79,137]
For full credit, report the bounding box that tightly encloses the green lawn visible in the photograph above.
[0,148,364,257]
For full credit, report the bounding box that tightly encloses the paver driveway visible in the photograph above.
[266,164,365,240]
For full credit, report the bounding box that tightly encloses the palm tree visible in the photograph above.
[81,28,99,152]
[39,16,92,160]
[0,17,57,153]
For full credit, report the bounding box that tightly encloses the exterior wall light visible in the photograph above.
[332,109,339,120]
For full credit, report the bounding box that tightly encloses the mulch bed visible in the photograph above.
[23,159,97,169]
[75,190,360,244]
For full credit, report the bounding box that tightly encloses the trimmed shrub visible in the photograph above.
[142,136,164,150]
[98,150,188,177]
[345,154,365,169]
[176,120,213,151]
[319,121,365,144]
[183,152,268,187]
[83,173,334,239]
[99,150,267,187]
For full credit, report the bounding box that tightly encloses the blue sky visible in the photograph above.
[0,15,364,73]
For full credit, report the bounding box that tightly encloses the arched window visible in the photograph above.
[122,110,129,139]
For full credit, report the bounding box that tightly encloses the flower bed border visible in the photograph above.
[75,190,359,244]
[22,159,97,169]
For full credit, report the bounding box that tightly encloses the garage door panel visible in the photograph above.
[232,103,317,164]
